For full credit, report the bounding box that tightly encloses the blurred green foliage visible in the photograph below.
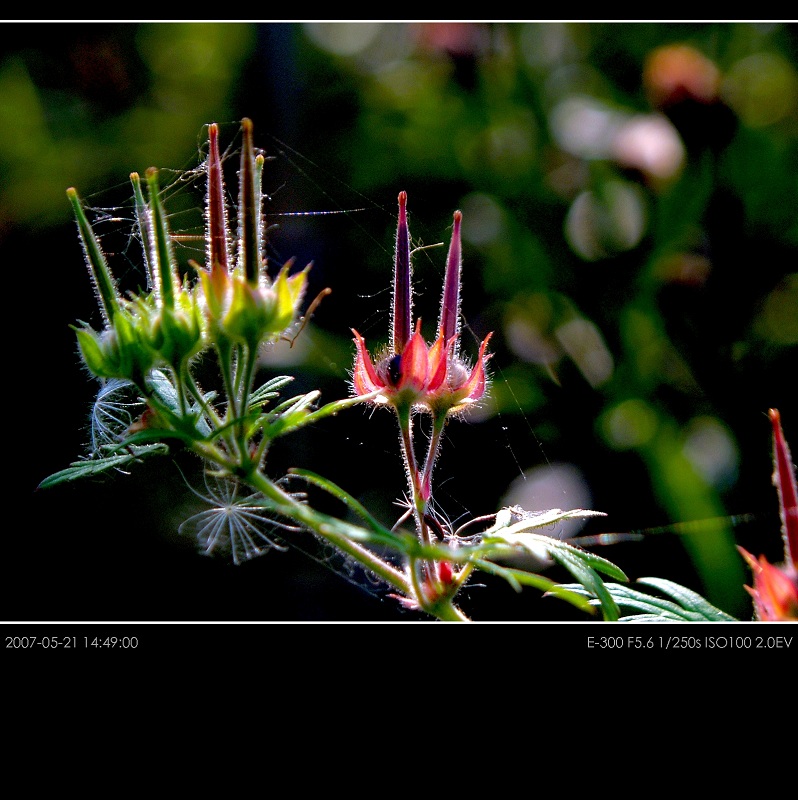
[6,22,797,620]
[290,22,798,616]
[0,23,256,229]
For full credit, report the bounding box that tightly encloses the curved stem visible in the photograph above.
[420,413,448,514]
[244,468,413,597]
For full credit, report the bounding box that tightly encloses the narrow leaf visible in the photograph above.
[636,577,737,621]
[248,375,294,409]
[38,444,168,489]
[543,537,629,582]
[474,560,596,613]
[549,549,620,621]
[288,468,392,537]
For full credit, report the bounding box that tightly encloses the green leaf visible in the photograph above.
[260,391,320,438]
[478,509,627,619]
[545,538,629,582]
[483,524,628,582]
[548,549,620,621]
[472,560,596,614]
[560,583,698,620]
[248,375,294,410]
[149,369,180,411]
[37,444,169,489]
[288,468,390,535]
[558,578,738,622]
[302,392,382,425]
[268,390,320,418]
[484,507,607,535]
[108,428,195,448]
[636,578,737,621]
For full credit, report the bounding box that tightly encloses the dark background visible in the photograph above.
[3,22,796,622]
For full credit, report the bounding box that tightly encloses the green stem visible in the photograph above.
[425,597,470,622]
[244,468,412,598]
[183,365,224,430]
[396,405,430,547]
[214,339,245,461]
[170,365,189,418]
[237,343,258,415]
[215,340,236,422]
[232,343,258,455]
[420,412,448,515]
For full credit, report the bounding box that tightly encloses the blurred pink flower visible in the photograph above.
[737,408,798,621]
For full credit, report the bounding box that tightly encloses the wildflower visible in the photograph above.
[351,191,491,415]
[737,549,798,621]
[69,119,309,385]
[351,191,492,605]
[737,408,798,621]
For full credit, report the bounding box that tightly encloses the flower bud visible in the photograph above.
[146,288,205,367]
[74,311,153,380]
[221,265,307,350]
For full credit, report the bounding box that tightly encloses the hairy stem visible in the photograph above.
[244,468,413,598]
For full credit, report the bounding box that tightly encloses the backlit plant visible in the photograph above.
[41,119,797,623]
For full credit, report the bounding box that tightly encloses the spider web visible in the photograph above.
[71,122,766,616]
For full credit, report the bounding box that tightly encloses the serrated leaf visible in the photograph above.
[484,507,606,536]
[249,375,294,409]
[562,584,698,620]
[543,537,629,582]
[557,578,738,622]
[636,578,737,621]
[484,525,628,584]
[473,560,596,614]
[549,549,620,621]
[37,444,169,489]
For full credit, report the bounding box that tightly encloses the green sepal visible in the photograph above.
[146,288,205,367]
[272,262,308,332]
[74,326,111,376]
[73,311,154,380]
[221,266,306,350]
